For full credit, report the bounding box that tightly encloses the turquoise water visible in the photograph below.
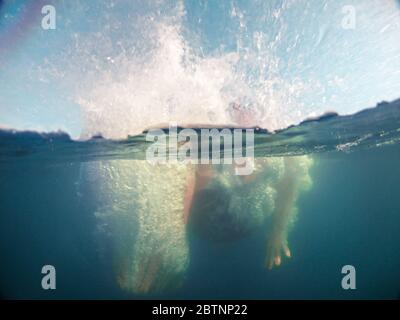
[1,0,400,299]
[0,100,399,299]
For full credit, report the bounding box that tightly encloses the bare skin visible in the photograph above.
[184,157,300,271]
[182,102,300,270]
[121,103,307,294]
[266,157,300,269]
[230,103,298,269]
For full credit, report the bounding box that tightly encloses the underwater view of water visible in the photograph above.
[0,99,400,299]
[0,0,400,300]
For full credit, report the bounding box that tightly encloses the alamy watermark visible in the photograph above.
[341,265,356,290]
[145,124,255,176]
[41,265,56,290]
[341,5,356,30]
[41,5,56,30]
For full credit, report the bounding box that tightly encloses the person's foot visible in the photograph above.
[265,230,291,270]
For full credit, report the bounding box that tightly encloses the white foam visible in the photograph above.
[72,1,316,139]
[66,0,400,139]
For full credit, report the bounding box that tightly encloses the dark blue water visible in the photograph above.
[0,100,399,299]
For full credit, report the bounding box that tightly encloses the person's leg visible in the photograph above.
[265,156,313,269]
[94,160,192,293]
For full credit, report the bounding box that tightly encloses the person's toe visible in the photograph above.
[274,255,281,266]
[283,245,291,258]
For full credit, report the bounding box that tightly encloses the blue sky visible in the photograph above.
[0,0,399,138]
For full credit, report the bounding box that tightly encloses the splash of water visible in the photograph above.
[56,0,400,139]
[71,1,321,138]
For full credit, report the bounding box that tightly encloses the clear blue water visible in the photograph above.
[0,100,399,299]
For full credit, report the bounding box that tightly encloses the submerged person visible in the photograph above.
[88,101,313,293]
[186,102,313,269]
[187,158,312,269]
